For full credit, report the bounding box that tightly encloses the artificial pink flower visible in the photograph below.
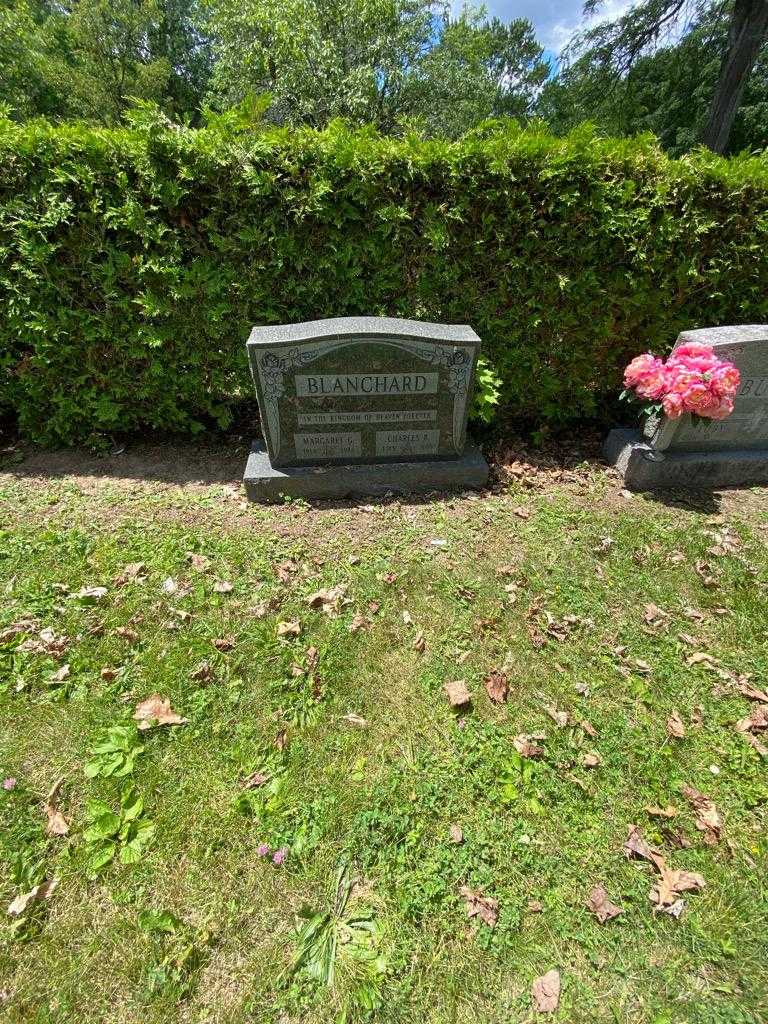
[634,364,670,400]
[669,343,719,374]
[708,363,740,398]
[703,396,734,420]
[623,353,659,388]
[680,381,717,413]
[662,392,685,419]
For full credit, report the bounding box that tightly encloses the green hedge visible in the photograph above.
[2,110,768,445]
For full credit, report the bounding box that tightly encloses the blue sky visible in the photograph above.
[469,0,634,56]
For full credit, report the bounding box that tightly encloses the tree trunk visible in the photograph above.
[701,0,768,153]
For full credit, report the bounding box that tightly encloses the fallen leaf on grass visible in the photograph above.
[544,704,569,728]
[43,778,68,836]
[586,884,622,923]
[212,635,236,651]
[667,711,686,739]
[527,899,543,913]
[305,585,349,617]
[115,626,139,643]
[652,866,706,909]
[412,630,427,652]
[349,613,370,633]
[738,681,768,703]
[276,620,301,638]
[644,603,669,627]
[190,660,213,682]
[449,823,464,844]
[50,664,70,684]
[513,734,545,758]
[0,619,38,643]
[134,695,188,730]
[73,586,108,603]
[582,752,601,768]
[7,879,58,917]
[114,562,146,586]
[623,824,662,865]
[532,969,561,1013]
[213,580,234,594]
[484,669,508,703]
[342,713,368,728]
[579,718,598,738]
[17,628,69,658]
[402,610,413,626]
[512,505,531,519]
[459,885,498,927]
[242,770,269,789]
[686,652,717,667]
[444,680,472,708]
[187,553,210,572]
[744,733,768,756]
[161,577,179,595]
[681,785,722,844]
[623,825,705,908]
[736,704,768,734]
[645,804,678,819]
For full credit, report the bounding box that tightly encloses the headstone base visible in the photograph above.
[243,441,489,502]
[604,428,768,490]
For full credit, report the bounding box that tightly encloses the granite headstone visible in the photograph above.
[243,316,489,501]
[604,325,768,489]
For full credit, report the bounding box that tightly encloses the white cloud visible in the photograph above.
[466,0,638,57]
[546,0,636,54]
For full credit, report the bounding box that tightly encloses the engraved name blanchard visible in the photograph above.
[295,372,438,397]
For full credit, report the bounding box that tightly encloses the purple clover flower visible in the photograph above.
[256,842,271,857]
[2,777,17,791]
[272,847,287,866]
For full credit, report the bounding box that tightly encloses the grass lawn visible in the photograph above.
[0,442,766,1023]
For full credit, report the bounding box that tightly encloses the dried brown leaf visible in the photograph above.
[212,635,236,651]
[449,823,464,844]
[7,878,58,917]
[43,778,68,836]
[134,694,188,730]
[667,711,686,739]
[342,713,368,728]
[544,704,569,728]
[586,884,622,923]
[513,734,545,758]
[484,669,508,704]
[444,680,471,707]
[242,770,269,789]
[187,553,210,572]
[459,885,498,927]
[645,804,678,819]
[532,969,561,1013]
[738,681,768,703]
[681,785,722,844]
[582,752,601,768]
[276,620,301,638]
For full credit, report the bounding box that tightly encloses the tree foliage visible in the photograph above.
[541,0,768,154]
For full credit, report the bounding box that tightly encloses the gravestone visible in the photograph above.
[604,325,768,490]
[243,316,489,501]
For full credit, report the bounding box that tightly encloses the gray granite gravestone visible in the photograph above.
[243,316,489,501]
[604,325,768,490]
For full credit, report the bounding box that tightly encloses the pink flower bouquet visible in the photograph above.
[622,343,740,422]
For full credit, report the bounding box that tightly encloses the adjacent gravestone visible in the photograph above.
[604,325,768,489]
[243,316,489,501]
